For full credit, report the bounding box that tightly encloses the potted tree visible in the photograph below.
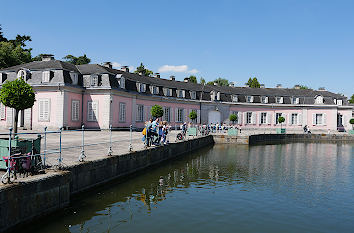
[229,114,237,125]
[0,78,40,170]
[151,105,164,120]
[228,114,238,136]
[349,118,354,135]
[188,111,198,136]
[276,116,286,134]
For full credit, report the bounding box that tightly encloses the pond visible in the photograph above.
[28,143,354,233]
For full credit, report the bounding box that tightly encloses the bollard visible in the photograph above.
[79,125,86,162]
[6,127,12,183]
[108,125,113,156]
[129,125,133,152]
[43,126,47,168]
[58,127,63,168]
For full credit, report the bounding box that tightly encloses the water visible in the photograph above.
[28,143,354,233]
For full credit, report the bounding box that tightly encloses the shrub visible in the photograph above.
[151,105,164,119]
[189,111,197,122]
[229,114,237,124]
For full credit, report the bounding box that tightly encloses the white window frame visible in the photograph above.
[120,77,125,89]
[91,75,98,87]
[164,107,171,122]
[17,70,27,79]
[276,97,283,104]
[71,72,78,85]
[42,71,50,83]
[260,112,267,124]
[177,90,185,98]
[247,96,254,103]
[292,97,299,104]
[119,102,126,122]
[337,99,343,106]
[315,96,323,104]
[246,112,252,124]
[291,113,298,125]
[315,114,323,125]
[190,91,197,100]
[136,104,144,122]
[177,108,184,122]
[87,101,98,122]
[275,113,282,124]
[71,100,80,121]
[232,95,238,102]
[261,96,268,104]
[0,103,6,120]
[38,99,50,122]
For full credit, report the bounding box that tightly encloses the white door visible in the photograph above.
[208,111,221,124]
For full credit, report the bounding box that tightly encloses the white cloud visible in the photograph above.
[188,69,199,74]
[158,65,199,74]
[112,62,122,68]
[158,65,188,73]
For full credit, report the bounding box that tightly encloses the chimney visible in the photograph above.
[213,82,218,86]
[260,84,265,88]
[121,66,129,73]
[294,85,301,89]
[155,73,161,78]
[276,84,282,88]
[170,75,175,81]
[184,77,190,82]
[318,87,326,91]
[229,82,235,87]
[41,54,54,61]
[103,62,112,69]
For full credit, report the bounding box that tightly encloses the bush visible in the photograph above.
[350,118,354,129]
[229,114,237,123]
[189,111,197,121]
[278,116,285,129]
[151,105,164,119]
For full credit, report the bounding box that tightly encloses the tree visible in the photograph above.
[188,75,197,83]
[229,114,237,124]
[63,54,91,65]
[349,94,354,104]
[350,118,354,130]
[294,85,309,89]
[189,111,197,123]
[278,116,285,129]
[151,105,164,119]
[0,78,35,134]
[214,77,229,86]
[134,63,154,77]
[200,77,206,85]
[207,81,215,85]
[246,77,260,88]
[0,42,32,69]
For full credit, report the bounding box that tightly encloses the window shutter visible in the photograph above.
[149,85,153,93]
[217,92,220,101]
[0,103,5,120]
[298,113,302,125]
[197,109,201,124]
[71,101,79,121]
[238,112,242,125]
[267,113,271,125]
[175,108,178,122]
[163,88,167,96]
[312,114,316,125]
[182,91,186,98]
[289,114,292,125]
[323,113,326,125]
[252,112,257,125]
[243,112,247,125]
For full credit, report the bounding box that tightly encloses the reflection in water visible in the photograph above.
[27,143,354,233]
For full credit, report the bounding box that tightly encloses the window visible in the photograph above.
[150,86,159,95]
[17,70,27,79]
[164,107,171,122]
[42,71,50,83]
[71,72,78,85]
[292,97,299,104]
[232,95,238,102]
[136,105,144,122]
[313,113,326,125]
[91,75,98,87]
[275,113,282,124]
[246,112,252,124]
[136,83,146,92]
[177,90,185,98]
[247,96,253,103]
[315,95,323,104]
[291,113,298,125]
[337,99,343,106]
[260,112,267,124]
[216,92,220,101]
[0,73,7,83]
[0,103,5,120]
[119,102,126,122]
[39,99,50,122]
[71,100,80,121]
[261,96,268,104]
[87,101,98,121]
[119,77,125,89]
[163,88,172,96]
[190,91,197,100]
[177,108,184,122]
[276,97,283,104]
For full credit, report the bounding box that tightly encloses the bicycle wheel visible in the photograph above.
[1,171,16,184]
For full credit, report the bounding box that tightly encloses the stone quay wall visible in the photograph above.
[0,135,214,232]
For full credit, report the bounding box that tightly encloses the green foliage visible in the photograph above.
[188,75,197,83]
[296,85,309,89]
[278,116,285,124]
[246,77,260,88]
[151,105,164,118]
[207,81,215,85]
[349,94,354,104]
[229,114,237,123]
[134,63,154,77]
[350,118,354,125]
[200,77,206,85]
[189,111,197,120]
[63,54,91,65]
[0,42,32,69]
[206,77,230,86]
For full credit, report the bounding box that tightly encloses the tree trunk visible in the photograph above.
[13,109,19,135]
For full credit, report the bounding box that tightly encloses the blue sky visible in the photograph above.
[1,0,354,96]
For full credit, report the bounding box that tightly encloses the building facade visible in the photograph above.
[0,55,352,132]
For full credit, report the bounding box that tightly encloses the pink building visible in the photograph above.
[0,55,352,132]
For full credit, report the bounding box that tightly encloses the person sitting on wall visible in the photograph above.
[303,125,308,133]
[151,118,160,145]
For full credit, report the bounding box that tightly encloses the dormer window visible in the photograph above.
[247,96,254,103]
[232,95,238,102]
[17,69,29,80]
[136,82,146,92]
[276,97,283,104]
[163,88,172,96]
[119,77,125,89]
[315,95,323,104]
[292,97,299,104]
[261,96,268,103]
[337,99,343,106]
[0,73,7,83]
[91,75,99,87]
[216,92,220,101]
[42,71,50,83]
[177,90,185,98]
[150,85,159,95]
[70,72,78,85]
[190,91,197,100]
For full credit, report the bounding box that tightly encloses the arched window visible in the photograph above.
[17,70,27,79]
